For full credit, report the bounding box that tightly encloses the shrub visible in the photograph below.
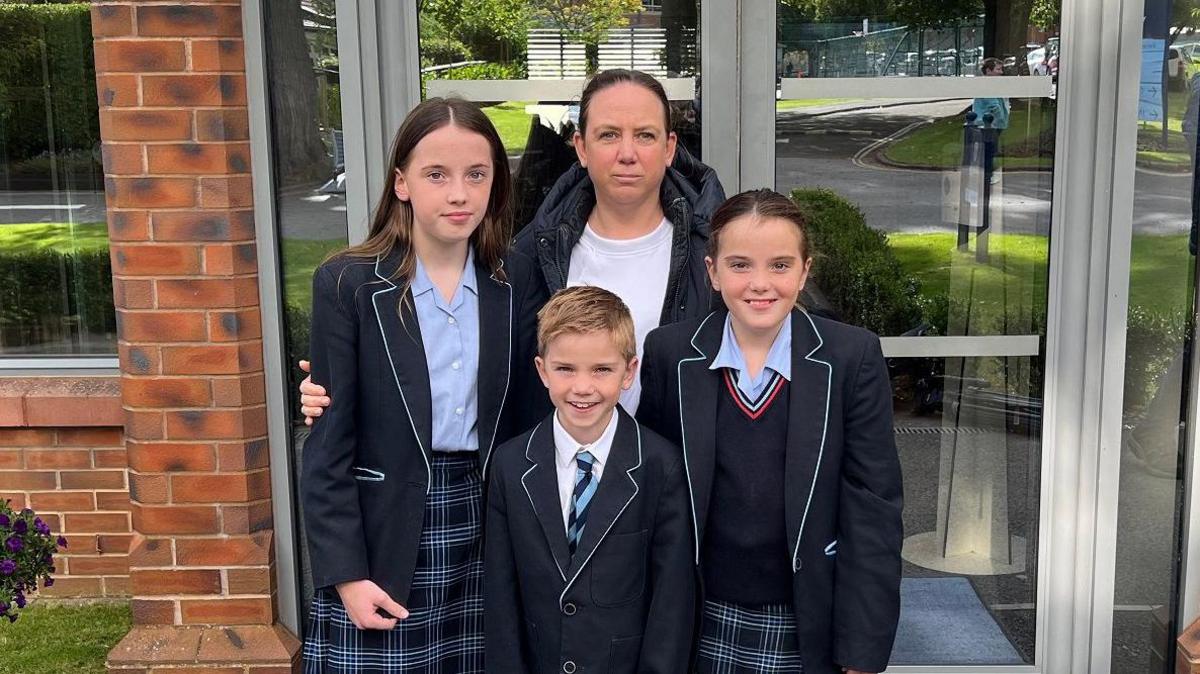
[790,188,924,336]
[1124,305,1188,417]
[284,303,313,425]
[0,3,98,163]
[0,249,115,352]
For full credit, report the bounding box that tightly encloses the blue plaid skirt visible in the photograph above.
[303,453,485,673]
[695,599,804,673]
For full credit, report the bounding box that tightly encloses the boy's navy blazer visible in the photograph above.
[637,309,904,674]
[301,248,538,605]
[484,408,695,674]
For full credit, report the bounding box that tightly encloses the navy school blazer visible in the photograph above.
[301,248,538,604]
[484,407,695,674]
[636,309,904,674]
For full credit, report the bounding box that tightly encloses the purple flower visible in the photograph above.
[44,577,54,587]
[0,560,14,576]
[5,537,21,553]
[34,518,49,536]
[56,536,67,548]
[12,519,26,534]
[0,602,7,613]
[13,593,24,609]
[0,513,8,528]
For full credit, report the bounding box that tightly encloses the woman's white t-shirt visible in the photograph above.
[566,218,672,414]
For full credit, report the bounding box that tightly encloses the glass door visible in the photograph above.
[772,2,1058,669]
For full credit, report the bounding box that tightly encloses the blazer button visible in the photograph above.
[562,602,577,616]
[562,660,577,673]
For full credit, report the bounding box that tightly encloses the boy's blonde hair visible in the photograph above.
[537,286,637,362]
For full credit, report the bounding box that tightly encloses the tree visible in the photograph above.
[265,1,328,187]
[419,0,530,63]
[531,0,644,73]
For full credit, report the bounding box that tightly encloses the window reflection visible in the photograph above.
[0,2,113,356]
[264,0,348,629]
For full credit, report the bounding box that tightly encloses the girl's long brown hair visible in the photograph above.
[339,97,512,295]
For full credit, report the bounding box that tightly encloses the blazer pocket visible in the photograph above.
[590,529,648,607]
[607,633,643,671]
[351,466,385,482]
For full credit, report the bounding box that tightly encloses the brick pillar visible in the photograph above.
[93,2,299,671]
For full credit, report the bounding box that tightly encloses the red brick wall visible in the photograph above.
[0,378,129,598]
[93,1,299,670]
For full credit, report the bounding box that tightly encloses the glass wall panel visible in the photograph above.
[418,0,701,229]
[0,2,114,357]
[775,0,1061,665]
[262,0,348,628]
[1110,6,1197,669]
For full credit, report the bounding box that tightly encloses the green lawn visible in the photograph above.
[280,237,348,310]
[481,101,535,155]
[886,231,1192,317]
[879,100,1055,171]
[1137,95,1192,170]
[0,222,108,254]
[0,602,131,674]
[777,98,864,111]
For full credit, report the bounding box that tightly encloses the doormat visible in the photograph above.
[890,576,1024,665]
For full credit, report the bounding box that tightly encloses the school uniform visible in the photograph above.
[637,309,903,674]
[484,407,695,674]
[301,248,536,673]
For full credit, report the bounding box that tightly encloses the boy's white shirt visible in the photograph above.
[552,408,619,532]
[567,218,672,415]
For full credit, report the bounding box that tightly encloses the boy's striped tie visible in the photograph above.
[567,450,597,556]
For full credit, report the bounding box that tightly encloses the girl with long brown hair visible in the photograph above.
[300,97,537,673]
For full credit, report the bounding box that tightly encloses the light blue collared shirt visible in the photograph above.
[709,313,792,399]
[412,251,480,452]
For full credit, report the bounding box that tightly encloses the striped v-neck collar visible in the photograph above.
[722,368,786,420]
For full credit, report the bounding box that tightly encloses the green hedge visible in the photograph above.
[0,249,115,351]
[0,3,98,162]
[790,188,924,336]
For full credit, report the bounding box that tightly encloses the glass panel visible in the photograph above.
[0,2,114,356]
[892,353,1040,665]
[1110,9,1195,670]
[418,0,701,229]
[262,0,348,628]
[777,1,1061,665]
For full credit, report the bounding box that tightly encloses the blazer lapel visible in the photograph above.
[784,310,832,572]
[476,263,512,475]
[563,410,641,587]
[371,254,434,476]
[520,420,571,582]
[677,312,723,562]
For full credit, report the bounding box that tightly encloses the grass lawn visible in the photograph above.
[885,231,1192,317]
[1137,95,1192,170]
[280,237,348,309]
[0,222,108,254]
[880,100,1055,171]
[481,101,534,155]
[777,98,864,111]
[0,602,131,674]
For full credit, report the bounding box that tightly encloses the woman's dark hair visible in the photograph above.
[578,68,671,134]
[338,97,512,289]
[708,189,811,260]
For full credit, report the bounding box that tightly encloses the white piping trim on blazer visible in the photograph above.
[558,420,643,609]
[793,309,832,573]
[677,311,718,565]
[372,255,433,493]
[351,466,386,482]
[481,261,512,480]
[520,422,567,583]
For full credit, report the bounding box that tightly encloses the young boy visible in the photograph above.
[484,286,695,674]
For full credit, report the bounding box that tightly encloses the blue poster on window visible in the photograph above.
[1140,38,1166,122]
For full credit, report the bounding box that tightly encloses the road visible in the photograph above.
[776,98,1194,236]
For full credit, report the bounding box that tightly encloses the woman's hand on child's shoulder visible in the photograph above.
[334,579,409,630]
[298,360,331,426]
